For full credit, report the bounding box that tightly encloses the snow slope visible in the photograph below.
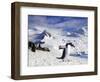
[28,26,88,66]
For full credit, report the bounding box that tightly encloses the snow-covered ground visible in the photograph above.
[28,30,88,66]
[28,47,87,66]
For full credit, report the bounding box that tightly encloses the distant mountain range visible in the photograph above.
[63,26,88,37]
[28,25,87,45]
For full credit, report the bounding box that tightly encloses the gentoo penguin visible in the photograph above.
[57,42,75,60]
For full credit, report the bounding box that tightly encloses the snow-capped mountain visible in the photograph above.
[29,30,51,44]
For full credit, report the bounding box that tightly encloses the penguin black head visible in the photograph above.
[65,43,75,47]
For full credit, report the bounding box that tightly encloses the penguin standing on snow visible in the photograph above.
[57,43,75,60]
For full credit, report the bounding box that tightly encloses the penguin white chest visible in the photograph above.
[67,45,71,57]
[64,45,71,59]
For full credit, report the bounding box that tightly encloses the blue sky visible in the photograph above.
[28,15,88,37]
[28,15,87,25]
